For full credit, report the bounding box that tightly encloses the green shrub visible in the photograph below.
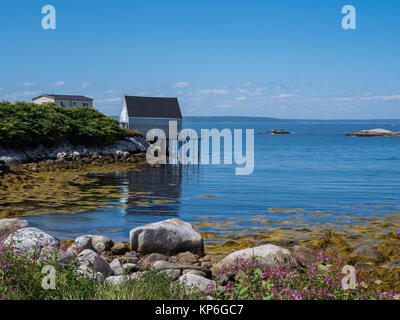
[0,101,135,149]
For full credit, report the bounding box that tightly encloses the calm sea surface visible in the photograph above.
[25,118,400,241]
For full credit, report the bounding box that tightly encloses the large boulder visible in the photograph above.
[0,219,29,238]
[5,227,59,254]
[77,249,113,275]
[213,244,296,278]
[129,219,204,256]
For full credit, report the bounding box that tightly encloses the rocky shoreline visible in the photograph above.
[0,135,150,166]
[1,217,399,299]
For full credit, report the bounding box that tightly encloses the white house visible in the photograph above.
[119,96,182,136]
[32,94,94,108]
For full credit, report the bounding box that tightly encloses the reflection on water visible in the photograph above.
[112,165,183,217]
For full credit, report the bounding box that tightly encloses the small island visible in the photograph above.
[346,128,400,137]
[268,129,291,135]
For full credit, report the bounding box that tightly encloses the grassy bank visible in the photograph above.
[0,101,138,149]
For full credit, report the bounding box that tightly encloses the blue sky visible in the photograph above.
[0,0,399,119]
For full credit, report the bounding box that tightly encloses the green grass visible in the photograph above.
[0,101,139,149]
[0,239,203,300]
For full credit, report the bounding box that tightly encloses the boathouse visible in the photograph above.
[119,96,182,136]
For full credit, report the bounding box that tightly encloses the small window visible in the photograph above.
[73,102,76,106]
[60,102,65,107]
[83,102,88,107]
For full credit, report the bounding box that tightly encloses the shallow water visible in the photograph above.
[23,118,400,244]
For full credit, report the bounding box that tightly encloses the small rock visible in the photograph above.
[291,245,318,265]
[352,246,382,260]
[87,235,114,253]
[110,258,125,275]
[318,264,334,272]
[122,263,139,273]
[0,219,29,238]
[170,251,200,264]
[201,262,214,269]
[179,274,216,292]
[111,242,130,255]
[183,269,207,278]
[119,256,139,265]
[201,255,225,264]
[143,253,169,265]
[354,262,375,272]
[105,275,137,286]
[160,269,181,281]
[77,249,113,275]
[153,261,179,271]
[382,259,400,269]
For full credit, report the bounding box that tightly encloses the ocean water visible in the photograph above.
[25,118,400,242]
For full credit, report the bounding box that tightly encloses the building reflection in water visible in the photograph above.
[108,164,184,219]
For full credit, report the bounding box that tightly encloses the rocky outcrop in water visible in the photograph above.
[346,129,400,137]
[268,129,291,134]
[0,136,149,165]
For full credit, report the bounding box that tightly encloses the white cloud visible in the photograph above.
[53,81,65,87]
[96,97,122,103]
[361,95,400,101]
[172,81,189,88]
[16,81,37,87]
[82,82,91,88]
[105,89,120,94]
[4,91,40,99]
[236,96,247,101]
[198,88,229,95]
[271,94,297,99]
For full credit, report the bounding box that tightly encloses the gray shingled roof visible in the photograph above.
[125,96,182,119]
[32,94,93,101]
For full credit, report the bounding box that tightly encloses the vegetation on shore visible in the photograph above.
[0,101,139,149]
[0,235,398,300]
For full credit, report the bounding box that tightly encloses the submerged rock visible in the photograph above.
[0,219,29,238]
[268,129,290,134]
[129,219,204,256]
[382,259,400,269]
[351,245,382,260]
[346,129,400,137]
